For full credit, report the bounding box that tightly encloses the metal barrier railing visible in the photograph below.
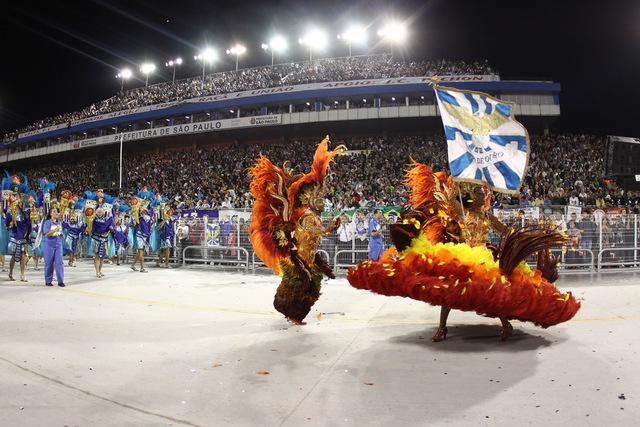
[182,245,249,271]
[105,212,640,276]
[597,246,640,270]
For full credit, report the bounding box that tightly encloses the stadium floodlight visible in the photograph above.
[140,63,156,88]
[377,22,408,57]
[299,29,327,61]
[165,57,183,83]
[337,25,366,57]
[226,44,247,71]
[261,36,286,66]
[115,68,132,91]
[194,48,217,88]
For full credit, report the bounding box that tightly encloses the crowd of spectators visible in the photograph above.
[4,55,496,139]
[16,132,640,214]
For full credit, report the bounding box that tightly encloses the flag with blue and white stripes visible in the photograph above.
[434,85,530,194]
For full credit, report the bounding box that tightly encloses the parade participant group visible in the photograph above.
[0,173,177,286]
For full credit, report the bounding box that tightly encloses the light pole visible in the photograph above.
[194,48,216,89]
[338,26,366,57]
[140,63,156,88]
[261,36,286,66]
[115,68,132,91]
[226,44,246,71]
[299,30,326,61]
[165,57,182,83]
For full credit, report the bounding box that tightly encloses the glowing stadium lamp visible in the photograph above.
[165,57,183,83]
[140,63,156,88]
[337,26,366,57]
[377,22,408,57]
[115,68,132,91]
[226,44,247,71]
[261,36,286,66]
[194,48,216,88]
[299,30,327,61]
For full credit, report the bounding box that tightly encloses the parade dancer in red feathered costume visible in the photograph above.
[248,136,345,325]
[347,161,581,341]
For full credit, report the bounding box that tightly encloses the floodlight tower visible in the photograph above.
[165,57,183,83]
[140,63,156,88]
[337,26,366,57]
[377,22,408,58]
[194,48,216,88]
[299,30,327,61]
[226,45,247,71]
[116,68,132,91]
[261,36,286,66]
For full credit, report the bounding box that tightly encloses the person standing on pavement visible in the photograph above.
[42,207,65,287]
[368,208,386,261]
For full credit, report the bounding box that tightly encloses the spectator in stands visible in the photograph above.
[568,192,580,206]
[336,212,355,264]
[176,218,189,264]
[566,220,581,263]
[578,212,598,261]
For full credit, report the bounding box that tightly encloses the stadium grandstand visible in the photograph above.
[1,55,638,272]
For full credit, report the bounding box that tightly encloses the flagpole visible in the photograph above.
[119,133,124,191]
[457,188,467,222]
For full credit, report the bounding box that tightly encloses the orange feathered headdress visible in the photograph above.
[287,136,345,218]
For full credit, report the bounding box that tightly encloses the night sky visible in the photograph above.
[2,0,639,138]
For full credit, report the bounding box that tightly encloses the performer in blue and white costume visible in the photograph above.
[0,172,15,267]
[113,204,131,266]
[6,177,32,282]
[27,201,43,271]
[89,206,115,278]
[62,198,86,267]
[130,188,154,273]
[152,196,174,268]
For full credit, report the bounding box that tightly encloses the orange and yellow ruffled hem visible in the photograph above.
[347,234,580,328]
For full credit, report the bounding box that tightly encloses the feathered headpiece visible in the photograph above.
[25,190,38,208]
[287,136,345,218]
[74,197,86,211]
[150,193,167,208]
[136,187,154,202]
[37,177,56,194]
[84,190,98,201]
[2,171,15,191]
[103,193,117,205]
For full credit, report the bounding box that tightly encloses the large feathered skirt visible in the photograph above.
[347,234,580,328]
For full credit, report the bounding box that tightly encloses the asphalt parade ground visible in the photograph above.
[1,260,638,427]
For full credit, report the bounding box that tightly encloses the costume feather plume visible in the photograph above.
[247,154,294,275]
[287,137,345,220]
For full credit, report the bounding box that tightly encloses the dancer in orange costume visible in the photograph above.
[248,137,345,324]
[347,161,580,341]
